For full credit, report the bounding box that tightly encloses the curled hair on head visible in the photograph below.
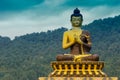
[70,8,83,21]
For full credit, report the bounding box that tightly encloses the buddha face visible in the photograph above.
[71,16,82,27]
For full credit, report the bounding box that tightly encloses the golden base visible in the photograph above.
[38,77,118,80]
[49,61,107,77]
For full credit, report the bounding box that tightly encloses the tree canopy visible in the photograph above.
[0,15,120,80]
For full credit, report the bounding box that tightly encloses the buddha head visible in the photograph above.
[70,8,83,27]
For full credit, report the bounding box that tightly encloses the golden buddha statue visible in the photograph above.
[56,8,99,61]
[48,8,107,77]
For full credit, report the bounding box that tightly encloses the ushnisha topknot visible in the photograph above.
[74,8,80,14]
[70,8,83,21]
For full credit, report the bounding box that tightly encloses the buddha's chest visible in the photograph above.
[67,30,82,39]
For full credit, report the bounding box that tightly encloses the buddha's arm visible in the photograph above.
[82,38,92,48]
[62,32,75,49]
[77,31,92,48]
[82,31,92,48]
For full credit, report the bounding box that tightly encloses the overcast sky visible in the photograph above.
[0,0,120,39]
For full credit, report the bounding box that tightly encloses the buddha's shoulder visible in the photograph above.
[63,30,72,34]
[82,30,90,35]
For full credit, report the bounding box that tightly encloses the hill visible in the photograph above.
[0,15,120,80]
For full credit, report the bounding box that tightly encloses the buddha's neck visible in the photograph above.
[72,27,81,30]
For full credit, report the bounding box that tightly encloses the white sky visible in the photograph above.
[0,1,120,39]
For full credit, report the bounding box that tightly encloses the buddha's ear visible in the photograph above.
[70,20,72,23]
[81,20,83,23]
[81,19,83,23]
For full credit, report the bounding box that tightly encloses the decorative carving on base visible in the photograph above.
[49,61,107,77]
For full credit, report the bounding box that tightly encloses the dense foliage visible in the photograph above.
[0,15,120,80]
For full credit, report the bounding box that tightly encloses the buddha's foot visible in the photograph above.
[81,54,99,61]
[56,54,74,61]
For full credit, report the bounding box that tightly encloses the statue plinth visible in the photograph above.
[38,77,118,80]
[49,61,107,77]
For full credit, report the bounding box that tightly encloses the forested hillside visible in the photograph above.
[0,15,120,80]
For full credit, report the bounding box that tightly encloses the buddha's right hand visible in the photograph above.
[74,34,83,44]
[77,38,83,44]
[73,34,77,42]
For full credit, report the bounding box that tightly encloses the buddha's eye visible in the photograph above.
[72,17,82,21]
[77,18,80,21]
[72,18,76,21]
